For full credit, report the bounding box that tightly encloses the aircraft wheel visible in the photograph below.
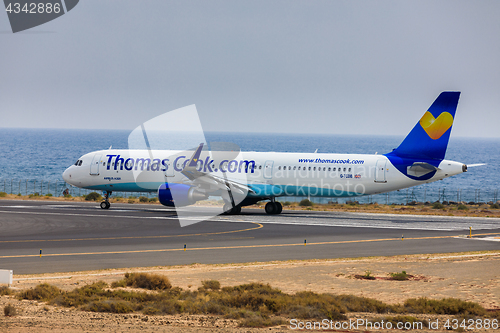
[100,201,108,209]
[223,203,232,214]
[275,202,283,214]
[265,202,277,214]
[105,201,111,209]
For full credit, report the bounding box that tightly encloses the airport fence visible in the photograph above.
[0,178,156,200]
[0,178,498,205]
[277,186,499,205]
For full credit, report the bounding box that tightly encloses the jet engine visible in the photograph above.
[157,183,208,207]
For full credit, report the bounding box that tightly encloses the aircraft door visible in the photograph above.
[264,160,274,179]
[90,154,102,175]
[374,159,387,183]
[165,160,175,177]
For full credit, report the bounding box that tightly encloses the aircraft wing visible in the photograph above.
[181,144,255,195]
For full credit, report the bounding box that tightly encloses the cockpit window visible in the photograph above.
[78,160,83,166]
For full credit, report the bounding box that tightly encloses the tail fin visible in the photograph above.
[390,91,460,160]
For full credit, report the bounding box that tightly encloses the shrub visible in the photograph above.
[84,300,134,313]
[337,294,397,313]
[403,297,486,316]
[201,280,221,291]
[389,271,410,281]
[149,198,157,203]
[45,193,53,197]
[239,315,285,327]
[85,192,102,201]
[19,283,62,301]
[457,204,468,210]
[118,273,172,291]
[432,202,444,209]
[299,199,313,207]
[128,199,135,204]
[0,192,7,197]
[363,270,376,280]
[139,196,148,203]
[4,304,17,316]
[490,203,500,209]
[0,286,14,296]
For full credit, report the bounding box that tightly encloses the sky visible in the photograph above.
[1,0,499,137]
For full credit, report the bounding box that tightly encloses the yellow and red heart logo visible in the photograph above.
[419,111,453,140]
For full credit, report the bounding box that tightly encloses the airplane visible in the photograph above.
[62,91,472,215]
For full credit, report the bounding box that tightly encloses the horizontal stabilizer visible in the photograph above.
[407,162,439,177]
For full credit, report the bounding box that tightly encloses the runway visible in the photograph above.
[0,200,498,274]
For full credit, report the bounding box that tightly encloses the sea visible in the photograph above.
[0,128,498,204]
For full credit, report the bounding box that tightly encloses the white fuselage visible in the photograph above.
[62,149,464,198]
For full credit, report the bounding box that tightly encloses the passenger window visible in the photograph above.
[308,167,311,171]
[348,168,351,172]
[323,167,326,171]
[259,165,262,169]
[343,168,346,172]
[328,167,331,171]
[293,166,296,170]
[313,167,316,171]
[278,166,281,170]
[288,166,291,170]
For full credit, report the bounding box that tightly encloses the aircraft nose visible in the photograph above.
[62,167,72,183]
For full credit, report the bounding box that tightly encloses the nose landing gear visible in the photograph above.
[100,191,112,209]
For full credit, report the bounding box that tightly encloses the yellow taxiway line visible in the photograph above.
[1,231,498,259]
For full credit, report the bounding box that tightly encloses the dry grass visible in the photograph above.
[14,275,499,327]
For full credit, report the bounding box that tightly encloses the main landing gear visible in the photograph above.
[221,198,283,215]
[265,201,282,215]
[223,203,241,215]
[100,191,112,209]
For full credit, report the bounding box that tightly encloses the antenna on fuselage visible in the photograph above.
[314,149,318,153]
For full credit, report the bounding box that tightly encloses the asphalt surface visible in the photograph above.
[0,200,499,274]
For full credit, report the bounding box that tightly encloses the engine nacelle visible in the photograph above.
[157,183,208,207]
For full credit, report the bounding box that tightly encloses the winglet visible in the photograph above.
[187,143,204,168]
